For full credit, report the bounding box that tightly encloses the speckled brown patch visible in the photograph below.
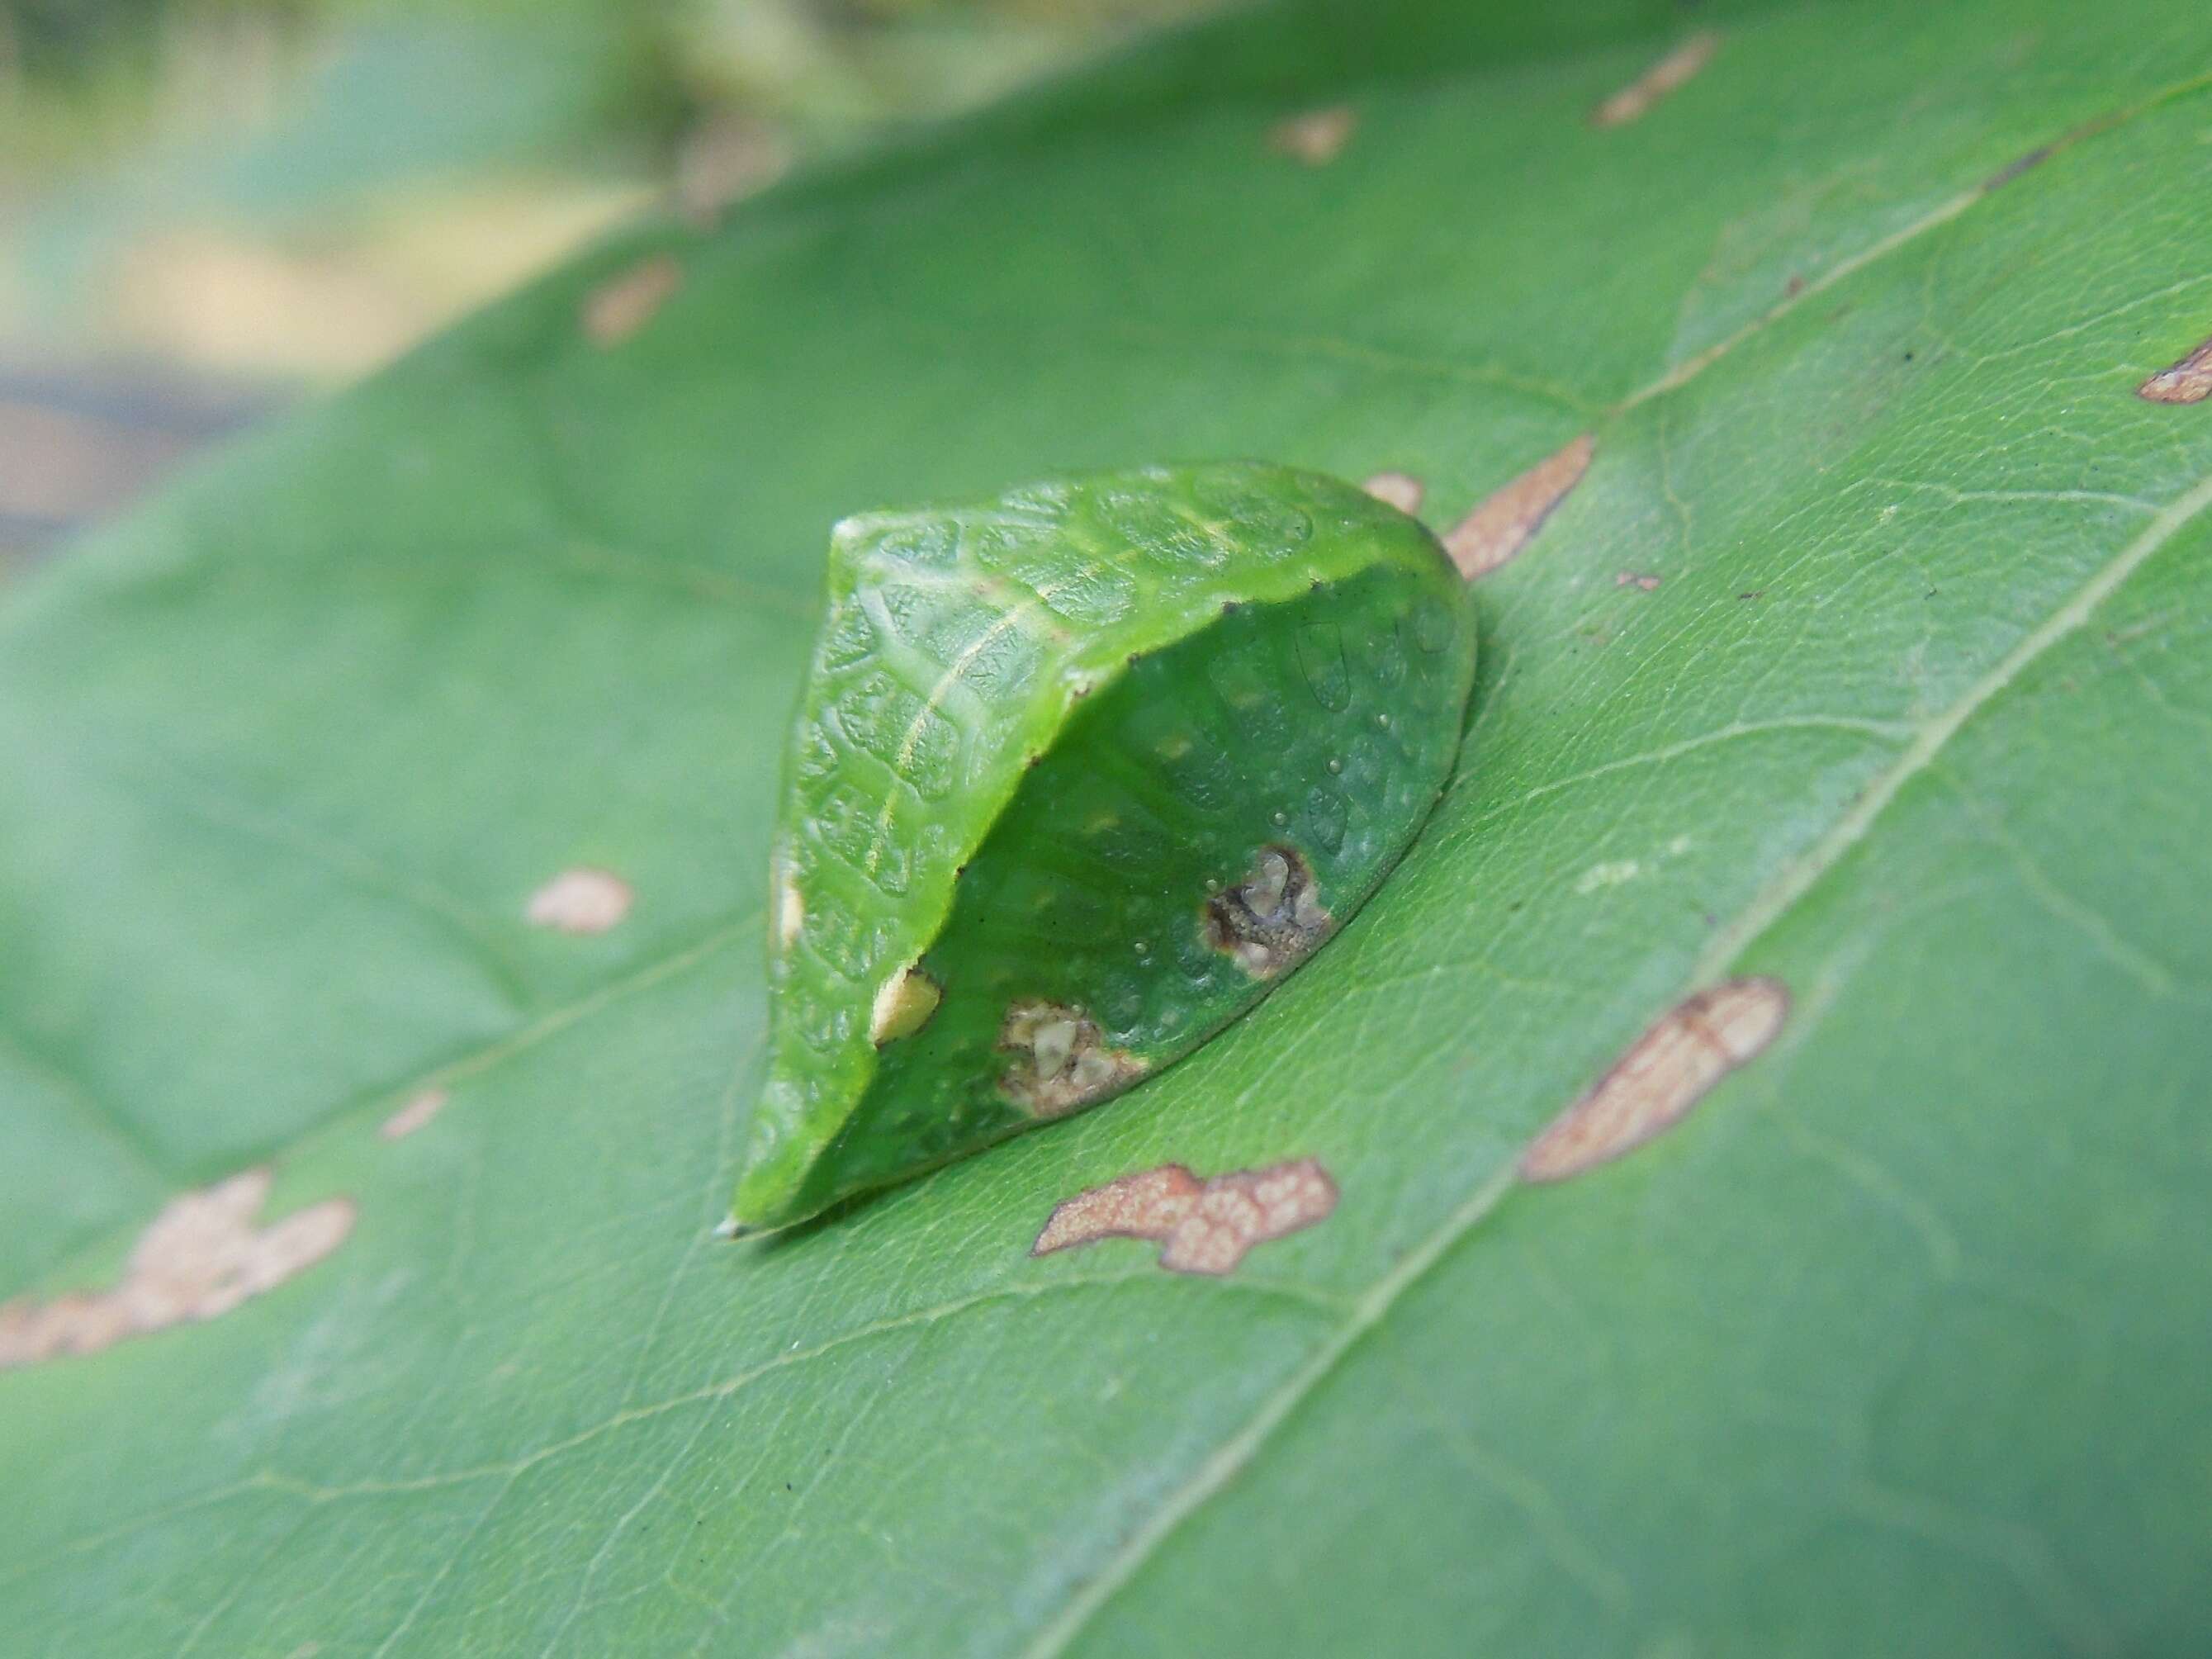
[2139,338,2212,405]
[0,1170,355,1369]
[1031,1159,1337,1275]
[1521,977,1789,1181]
[998,999,1146,1116]
[1204,845,1329,978]
[1443,435,1594,580]
[1590,32,1717,128]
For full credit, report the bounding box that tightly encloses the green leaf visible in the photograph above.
[4,1,2210,1652]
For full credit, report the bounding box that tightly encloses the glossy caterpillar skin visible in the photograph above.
[729,462,1475,1233]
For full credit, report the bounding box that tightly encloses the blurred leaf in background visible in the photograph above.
[0,0,1219,563]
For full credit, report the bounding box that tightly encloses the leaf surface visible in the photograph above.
[3,1,2210,1652]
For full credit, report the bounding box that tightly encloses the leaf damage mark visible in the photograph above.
[1268,105,1357,166]
[1204,845,1329,977]
[1362,471,1427,514]
[869,964,941,1045]
[775,866,804,952]
[580,254,682,346]
[379,1087,448,1141]
[1573,859,1641,895]
[1589,32,1717,129]
[1982,145,2053,192]
[1521,976,1789,1182]
[0,1170,355,1369]
[675,111,792,227]
[1031,1159,1337,1275]
[999,999,1146,1116]
[1615,570,1661,591]
[2138,337,2212,405]
[1443,434,1594,580]
[526,866,633,934]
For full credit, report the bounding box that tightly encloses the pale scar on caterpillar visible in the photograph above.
[727,462,1480,1235]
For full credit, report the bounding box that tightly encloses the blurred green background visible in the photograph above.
[0,0,1218,562]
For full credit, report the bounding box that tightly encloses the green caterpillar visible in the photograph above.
[728,462,1475,1234]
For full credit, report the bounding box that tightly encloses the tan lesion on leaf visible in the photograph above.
[2138,337,2212,405]
[1204,844,1330,978]
[379,1087,448,1141]
[580,254,682,346]
[1031,1158,1337,1275]
[675,112,792,227]
[0,1170,355,1369]
[526,866,633,934]
[1520,976,1789,1182]
[869,963,942,1045]
[1362,471,1427,514]
[1443,435,1594,580]
[997,999,1146,1116]
[774,864,805,953]
[1589,32,1718,129]
[1268,105,1357,165]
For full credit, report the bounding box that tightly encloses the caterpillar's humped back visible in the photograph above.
[732,462,1475,1232]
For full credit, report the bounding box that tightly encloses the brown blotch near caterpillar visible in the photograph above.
[997,999,1146,1116]
[1443,435,1594,580]
[2139,337,2212,405]
[1520,976,1789,1182]
[1031,1158,1338,1275]
[1204,845,1330,979]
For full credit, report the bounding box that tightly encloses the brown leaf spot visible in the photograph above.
[1362,471,1427,515]
[0,1170,355,1369]
[1615,571,1661,591]
[998,999,1147,1116]
[2139,338,2212,405]
[1031,1159,1337,1276]
[1521,976,1789,1182]
[1589,32,1718,128]
[1443,434,1594,580]
[526,866,632,934]
[1204,844,1330,978]
[1268,105,1357,166]
[379,1087,448,1141]
[580,254,681,347]
[1032,1164,1201,1254]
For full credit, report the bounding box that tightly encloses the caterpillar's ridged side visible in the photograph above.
[732,462,1475,1233]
